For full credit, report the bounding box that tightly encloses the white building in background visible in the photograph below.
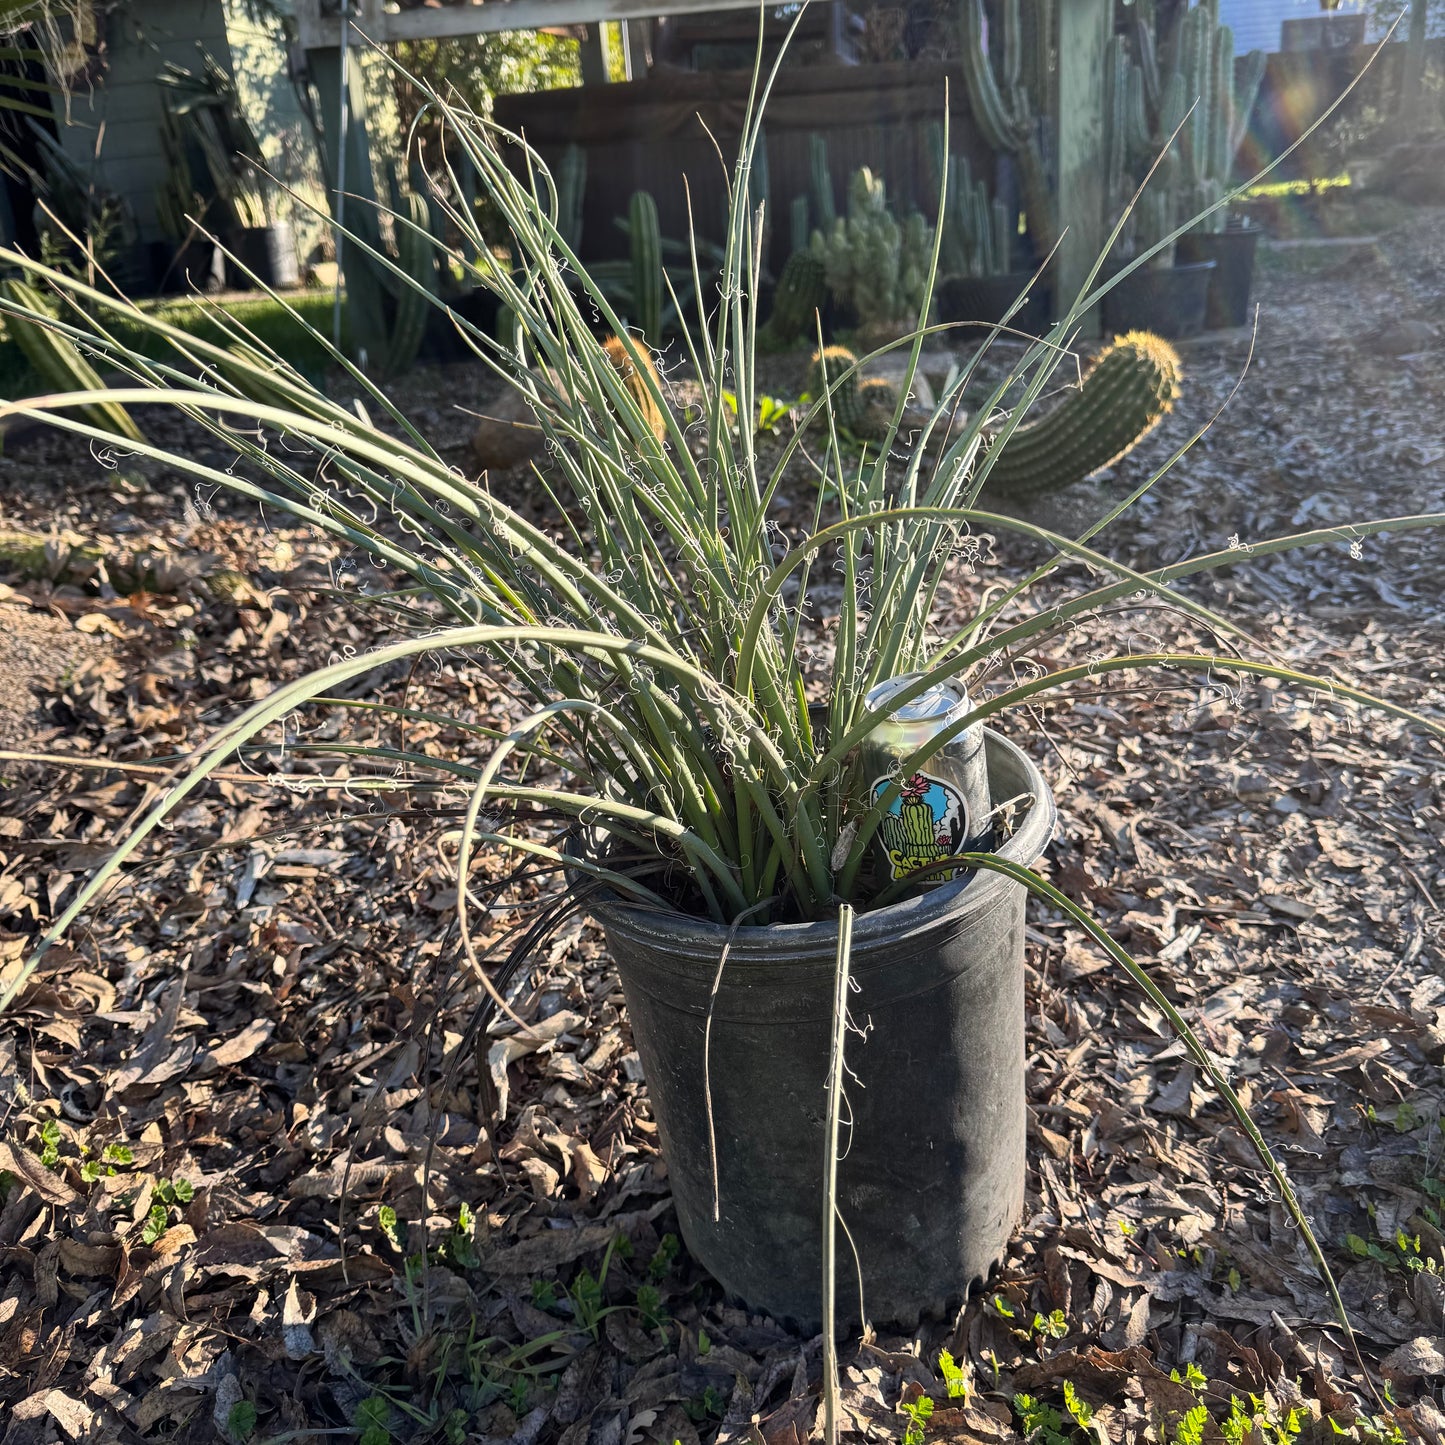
[1216,0,1444,53]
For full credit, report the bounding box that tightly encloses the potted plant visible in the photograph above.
[809,163,935,348]
[1,44,1438,1346]
[158,54,299,291]
[927,124,1051,337]
[1169,8,1269,328]
[1101,1,1266,336]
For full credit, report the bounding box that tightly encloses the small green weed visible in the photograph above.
[719,389,795,437]
[648,1232,680,1281]
[900,1395,933,1445]
[140,1177,194,1244]
[79,1142,133,1184]
[937,1348,968,1400]
[683,1384,727,1424]
[226,1400,258,1443]
[355,1393,392,1445]
[36,1118,61,1169]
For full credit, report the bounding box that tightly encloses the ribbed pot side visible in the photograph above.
[589,730,1056,1331]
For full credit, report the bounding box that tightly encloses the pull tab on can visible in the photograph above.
[860,673,993,887]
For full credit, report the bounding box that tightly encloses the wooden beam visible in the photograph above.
[297,0,768,50]
[1053,0,1111,336]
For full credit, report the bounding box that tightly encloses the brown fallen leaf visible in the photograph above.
[0,1139,80,1208]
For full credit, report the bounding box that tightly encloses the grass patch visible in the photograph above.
[0,290,347,401]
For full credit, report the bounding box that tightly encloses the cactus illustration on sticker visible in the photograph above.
[873,772,969,882]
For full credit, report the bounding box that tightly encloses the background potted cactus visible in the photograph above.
[1101,0,1266,337]
[928,120,1051,337]
[809,160,935,346]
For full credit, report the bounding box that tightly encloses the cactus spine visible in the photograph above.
[0,280,144,442]
[627,189,663,344]
[602,333,666,445]
[557,142,586,252]
[806,345,895,440]
[981,330,1181,496]
[762,250,827,348]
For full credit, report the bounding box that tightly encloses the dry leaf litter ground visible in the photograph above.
[0,211,1442,1445]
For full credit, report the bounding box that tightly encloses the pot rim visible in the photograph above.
[583,726,1056,948]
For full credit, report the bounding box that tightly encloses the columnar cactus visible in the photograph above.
[628,190,663,344]
[749,127,771,225]
[790,194,811,257]
[809,133,836,233]
[809,167,933,336]
[761,250,827,348]
[1110,4,1266,244]
[385,188,437,377]
[928,121,1014,280]
[957,0,1056,256]
[981,330,1181,497]
[557,143,586,252]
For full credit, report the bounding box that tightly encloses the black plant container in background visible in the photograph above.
[1101,259,1215,340]
[151,238,226,295]
[588,729,1056,1331]
[935,271,1052,339]
[1175,225,1261,330]
[227,222,300,290]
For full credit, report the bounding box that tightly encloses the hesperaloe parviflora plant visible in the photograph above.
[0,16,1437,1376]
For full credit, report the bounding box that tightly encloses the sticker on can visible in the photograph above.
[871,770,971,882]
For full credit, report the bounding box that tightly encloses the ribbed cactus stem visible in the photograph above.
[1231,49,1266,162]
[958,0,1031,152]
[762,251,827,347]
[809,133,836,232]
[970,181,992,273]
[981,330,1181,497]
[385,187,436,377]
[749,127,770,226]
[991,198,1012,275]
[1210,25,1233,184]
[790,194,811,257]
[628,189,663,344]
[1106,34,1129,209]
[806,345,896,440]
[557,142,586,252]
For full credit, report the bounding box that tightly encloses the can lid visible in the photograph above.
[865,672,968,724]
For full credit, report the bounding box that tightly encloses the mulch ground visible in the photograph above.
[0,208,1443,1445]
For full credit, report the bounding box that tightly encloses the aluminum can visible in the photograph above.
[859,673,992,886]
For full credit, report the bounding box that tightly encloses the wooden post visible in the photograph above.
[579,24,612,84]
[1053,0,1111,336]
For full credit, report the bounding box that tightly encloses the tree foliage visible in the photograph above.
[390,30,579,160]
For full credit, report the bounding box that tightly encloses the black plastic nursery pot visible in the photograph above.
[935,272,1053,338]
[588,729,1056,1330]
[227,223,300,290]
[1100,259,1215,340]
[1175,226,1261,331]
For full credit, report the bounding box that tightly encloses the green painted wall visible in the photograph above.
[54,0,327,263]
